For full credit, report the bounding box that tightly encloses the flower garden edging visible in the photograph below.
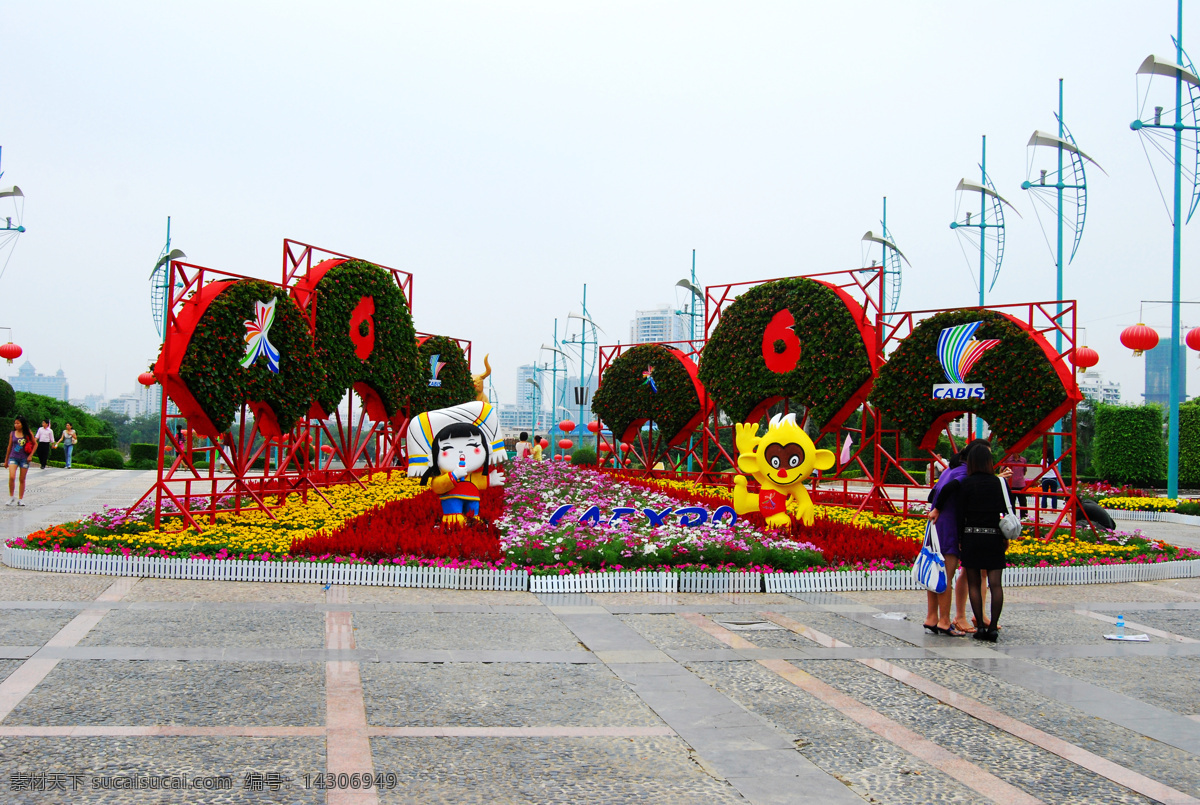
[764,558,1200,593]
[528,571,679,593]
[1105,509,1200,526]
[1,547,527,590]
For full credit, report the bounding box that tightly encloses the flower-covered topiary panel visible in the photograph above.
[592,344,707,446]
[176,279,320,438]
[411,335,475,415]
[869,309,1072,451]
[698,278,877,429]
[294,259,422,419]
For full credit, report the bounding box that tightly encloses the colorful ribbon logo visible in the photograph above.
[240,298,281,374]
[429,353,446,387]
[937,321,999,384]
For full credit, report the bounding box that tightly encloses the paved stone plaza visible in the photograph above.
[2,470,1200,803]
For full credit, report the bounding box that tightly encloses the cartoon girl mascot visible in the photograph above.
[406,401,507,526]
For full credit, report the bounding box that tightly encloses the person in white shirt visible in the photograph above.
[34,420,54,470]
[513,432,532,460]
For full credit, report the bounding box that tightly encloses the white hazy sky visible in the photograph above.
[2,1,1198,407]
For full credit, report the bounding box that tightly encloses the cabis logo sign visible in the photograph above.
[428,354,446,387]
[932,321,999,400]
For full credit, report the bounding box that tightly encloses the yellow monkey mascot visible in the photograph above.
[732,413,835,529]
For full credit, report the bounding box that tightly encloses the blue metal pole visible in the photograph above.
[551,319,559,460]
[1055,80,1065,464]
[1168,0,1184,498]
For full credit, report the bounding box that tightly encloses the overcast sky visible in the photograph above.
[2,1,1198,409]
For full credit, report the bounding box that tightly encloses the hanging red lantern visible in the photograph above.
[623,459,632,467]
[1120,323,1159,356]
[539,438,549,449]
[620,442,632,453]
[558,438,574,450]
[320,444,336,454]
[555,454,567,461]
[598,442,612,452]
[138,371,157,386]
[558,420,576,434]
[1187,327,1200,352]
[586,420,602,433]
[1071,346,1099,373]
[0,342,22,364]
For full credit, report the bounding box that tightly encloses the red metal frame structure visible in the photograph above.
[133,240,472,532]
[594,267,1083,532]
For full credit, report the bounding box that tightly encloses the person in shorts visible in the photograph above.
[6,416,35,506]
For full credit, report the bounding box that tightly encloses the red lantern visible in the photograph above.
[558,420,576,434]
[539,438,549,449]
[1121,323,1159,356]
[1071,346,1099,373]
[138,371,157,386]
[558,438,574,450]
[586,420,602,433]
[598,442,612,452]
[0,342,22,364]
[620,442,632,453]
[321,444,336,455]
[623,459,632,467]
[555,454,567,461]
[1187,327,1200,352]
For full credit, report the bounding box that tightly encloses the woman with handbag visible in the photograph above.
[54,422,78,469]
[6,416,35,506]
[954,441,1014,642]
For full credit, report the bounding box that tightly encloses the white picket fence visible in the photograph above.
[529,571,678,593]
[1106,509,1200,526]
[764,558,1200,593]
[7,546,1200,594]
[1,547,527,591]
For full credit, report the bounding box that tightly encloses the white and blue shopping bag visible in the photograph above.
[911,520,947,594]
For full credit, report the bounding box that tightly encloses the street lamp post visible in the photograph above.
[676,249,703,474]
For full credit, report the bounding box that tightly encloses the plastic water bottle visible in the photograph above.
[1116,614,1125,638]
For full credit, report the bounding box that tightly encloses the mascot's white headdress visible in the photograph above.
[405,400,507,477]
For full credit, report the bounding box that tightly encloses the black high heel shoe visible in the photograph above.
[923,623,939,635]
[972,627,998,642]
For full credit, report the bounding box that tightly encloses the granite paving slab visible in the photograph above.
[0,735,324,803]
[353,612,583,651]
[348,587,540,605]
[688,659,992,805]
[0,609,81,645]
[0,658,22,685]
[894,657,1200,799]
[0,569,116,602]
[123,579,325,603]
[2,661,326,727]
[370,736,743,804]
[77,609,326,649]
[1112,608,1200,640]
[796,659,1152,804]
[618,614,730,652]
[1027,655,1200,716]
[360,663,664,728]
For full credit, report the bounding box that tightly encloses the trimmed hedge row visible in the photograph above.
[1182,401,1199,488]
[1093,403,1166,485]
[130,443,158,463]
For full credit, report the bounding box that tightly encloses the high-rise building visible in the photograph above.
[9,361,68,401]
[629,306,690,344]
[1077,371,1121,406]
[1144,341,1188,409]
[515,364,541,412]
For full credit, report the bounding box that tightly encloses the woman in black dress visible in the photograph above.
[933,441,1010,642]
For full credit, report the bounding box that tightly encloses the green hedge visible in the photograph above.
[1093,403,1166,485]
[570,447,597,466]
[130,443,158,463]
[0,379,14,419]
[90,449,125,470]
[12,392,113,441]
[76,435,114,452]
[1181,402,1199,488]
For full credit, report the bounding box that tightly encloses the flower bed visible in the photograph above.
[1098,496,1180,512]
[6,462,1197,576]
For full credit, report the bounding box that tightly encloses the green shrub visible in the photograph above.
[91,449,125,469]
[129,443,158,463]
[570,447,597,466]
[1177,500,1200,516]
[73,450,93,466]
[12,392,114,441]
[1181,402,1200,488]
[76,435,114,452]
[130,458,157,470]
[0,379,14,419]
[1093,403,1166,485]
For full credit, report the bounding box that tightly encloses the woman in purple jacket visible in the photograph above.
[923,447,969,636]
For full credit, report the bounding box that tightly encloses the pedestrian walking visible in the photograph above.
[1000,452,1028,510]
[6,416,35,506]
[55,422,78,469]
[1040,443,1060,510]
[936,441,1010,642]
[34,420,54,470]
[514,432,532,460]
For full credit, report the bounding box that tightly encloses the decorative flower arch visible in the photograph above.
[591,344,709,446]
[411,335,475,415]
[698,277,878,430]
